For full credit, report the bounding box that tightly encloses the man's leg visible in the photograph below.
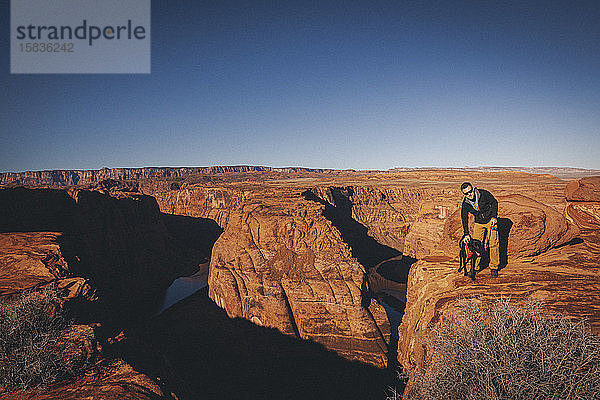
[472,222,485,270]
[489,221,500,274]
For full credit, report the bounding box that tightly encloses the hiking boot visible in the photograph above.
[467,270,475,281]
[490,269,499,278]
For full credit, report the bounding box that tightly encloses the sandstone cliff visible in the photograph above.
[0,187,199,322]
[207,188,390,367]
[397,176,598,390]
[0,187,207,399]
[139,171,587,373]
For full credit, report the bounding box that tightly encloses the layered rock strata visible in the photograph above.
[207,189,390,366]
[398,229,600,375]
[0,166,337,187]
[565,176,600,202]
[566,176,600,230]
[142,171,586,371]
[0,187,199,317]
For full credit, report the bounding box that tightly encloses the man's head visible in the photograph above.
[461,182,475,200]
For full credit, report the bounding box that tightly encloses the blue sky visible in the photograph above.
[1,0,599,172]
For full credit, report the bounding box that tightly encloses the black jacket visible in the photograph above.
[461,188,498,235]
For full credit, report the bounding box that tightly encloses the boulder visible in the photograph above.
[440,194,578,258]
[565,176,600,202]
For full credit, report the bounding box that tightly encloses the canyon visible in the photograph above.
[1,167,599,399]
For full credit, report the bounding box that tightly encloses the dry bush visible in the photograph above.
[0,285,86,391]
[404,297,600,400]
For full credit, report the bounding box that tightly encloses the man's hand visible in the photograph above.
[462,234,471,244]
[491,218,497,228]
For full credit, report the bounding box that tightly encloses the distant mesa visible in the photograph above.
[1,165,599,188]
[0,166,338,187]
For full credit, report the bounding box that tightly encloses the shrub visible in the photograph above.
[404,297,600,400]
[0,285,86,391]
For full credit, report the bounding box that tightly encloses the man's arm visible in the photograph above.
[481,189,498,220]
[461,201,469,235]
[490,192,498,219]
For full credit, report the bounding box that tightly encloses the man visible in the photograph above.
[460,182,500,277]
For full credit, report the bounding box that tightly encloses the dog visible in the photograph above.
[459,237,484,281]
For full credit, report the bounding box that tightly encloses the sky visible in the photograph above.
[1,0,599,172]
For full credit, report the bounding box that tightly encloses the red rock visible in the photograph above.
[2,168,599,390]
[567,202,600,230]
[0,359,168,400]
[0,232,66,295]
[565,176,600,202]
[440,194,579,258]
[398,229,600,385]
[207,191,389,367]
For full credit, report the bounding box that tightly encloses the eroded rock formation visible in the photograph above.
[138,171,592,372]
[396,177,598,391]
[565,176,600,202]
[0,187,198,320]
[0,358,168,400]
[207,189,390,366]
[0,166,337,187]
[566,176,600,230]
[0,187,209,399]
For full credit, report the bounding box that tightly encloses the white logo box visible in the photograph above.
[11,0,150,74]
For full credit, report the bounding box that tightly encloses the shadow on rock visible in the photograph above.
[498,217,513,269]
[161,214,223,259]
[0,187,75,232]
[131,287,394,400]
[0,187,222,336]
[302,188,401,268]
[553,237,584,249]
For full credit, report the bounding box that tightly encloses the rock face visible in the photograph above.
[397,180,598,389]
[0,358,169,400]
[0,187,195,399]
[0,166,335,187]
[567,202,600,230]
[208,188,389,367]
[0,187,200,320]
[566,177,600,230]
[565,176,600,202]
[138,171,587,370]
[397,228,600,376]
[0,232,69,295]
